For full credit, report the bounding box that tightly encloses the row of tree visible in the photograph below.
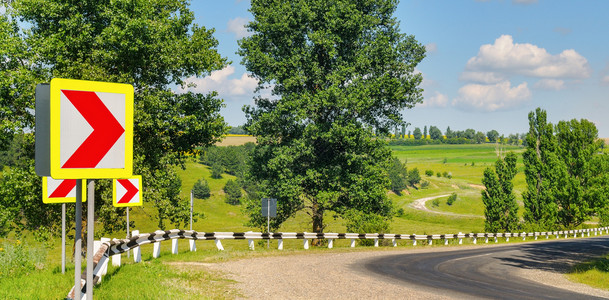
[482,108,609,232]
[388,125,526,146]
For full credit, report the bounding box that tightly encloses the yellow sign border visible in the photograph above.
[42,177,87,204]
[50,78,133,179]
[112,175,143,207]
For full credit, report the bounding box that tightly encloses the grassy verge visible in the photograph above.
[568,254,609,290]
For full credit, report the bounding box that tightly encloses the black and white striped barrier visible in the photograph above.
[67,226,609,299]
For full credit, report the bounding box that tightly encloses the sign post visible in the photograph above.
[36,78,134,300]
[41,177,86,274]
[74,181,83,300]
[190,190,193,231]
[261,198,277,249]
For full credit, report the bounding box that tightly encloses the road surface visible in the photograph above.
[365,236,609,299]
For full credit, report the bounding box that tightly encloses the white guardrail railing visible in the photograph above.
[68,226,609,299]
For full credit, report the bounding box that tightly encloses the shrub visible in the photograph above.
[442,171,448,178]
[443,157,448,164]
[211,162,223,179]
[192,179,211,199]
[344,210,391,246]
[447,193,457,206]
[420,180,430,189]
[425,170,434,177]
[436,172,441,178]
[407,168,421,187]
[431,198,440,207]
[396,208,405,217]
[223,179,242,205]
[388,157,408,194]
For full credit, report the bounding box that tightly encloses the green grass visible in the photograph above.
[8,142,607,297]
[568,254,609,290]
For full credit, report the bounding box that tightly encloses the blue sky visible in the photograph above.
[184,0,609,137]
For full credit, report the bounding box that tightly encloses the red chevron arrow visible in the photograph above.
[49,179,76,198]
[117,179,138,204]
[61,90,125,168]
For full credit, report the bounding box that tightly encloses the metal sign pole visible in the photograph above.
[74,180,83,300]
[267,198,270,249]
[86,180,94,299]
[190,190,193,231]
[126,207,130,258]
[62,203,66,274]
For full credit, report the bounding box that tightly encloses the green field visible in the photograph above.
[3,142,605,298]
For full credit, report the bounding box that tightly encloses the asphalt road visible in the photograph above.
[365,236,609,300]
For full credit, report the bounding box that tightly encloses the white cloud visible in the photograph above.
[602,75,609,86]
[425,43,438,54]
[420,91,449,108]
[534,79,565,90]
[452,81,531,111]
[459,71,505,84]
[181,65,258,98]
[227,17,251,39]
[465,35,591,80]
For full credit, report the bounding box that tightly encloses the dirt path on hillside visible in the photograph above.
[410,194,482,218]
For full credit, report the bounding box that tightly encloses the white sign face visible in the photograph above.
[41,177,86,204]
[48,78,134,179]
[113,176,143,207]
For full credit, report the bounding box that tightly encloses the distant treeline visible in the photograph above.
[386,125,526,146]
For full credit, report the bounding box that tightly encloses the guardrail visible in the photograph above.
[68,226,609,299]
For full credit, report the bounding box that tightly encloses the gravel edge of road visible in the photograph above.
[197,244,609,299]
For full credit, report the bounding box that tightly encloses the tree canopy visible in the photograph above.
[239,0,425,234]
[0,0,227,237]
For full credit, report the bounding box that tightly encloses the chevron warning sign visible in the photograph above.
[42,177,87,204]
[112,176,143,207]
[47,78,133,179]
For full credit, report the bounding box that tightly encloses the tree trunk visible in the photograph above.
[311,202,324,246]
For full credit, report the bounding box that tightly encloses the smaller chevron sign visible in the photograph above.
[42,177,87,204]
[112,176,142,207]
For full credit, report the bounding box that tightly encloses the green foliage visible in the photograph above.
[0,161,64,239]
[211,162,223,179]
[228,125,248,135]
[429,126,443,140]
[388,157,408,194]
[487,130,499,143]
[446,192,458,206]
[223,179,242,205]
[0,133,32,169]
[482,152,519,232]
[420,180,430,189]
[344,209,391,246]
[425,169,434,177]
[554,118,604,228]
[407,167,421,187]
[522,108,560,230]
[239,0,424,233]
[0,241,46,279]
[1,0,227,233]
[200,143,255,177]
[431,198,440,207]
[192,179,211,199]
[413,127,422,140]
[436,172,442,178]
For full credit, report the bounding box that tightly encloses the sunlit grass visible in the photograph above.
[568,254,609,290]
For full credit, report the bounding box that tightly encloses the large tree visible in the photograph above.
[522,108,560,230]
[0,0,227,236]
[239,0,425,235]
[554,118,604,228]
[482,152,519,232]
